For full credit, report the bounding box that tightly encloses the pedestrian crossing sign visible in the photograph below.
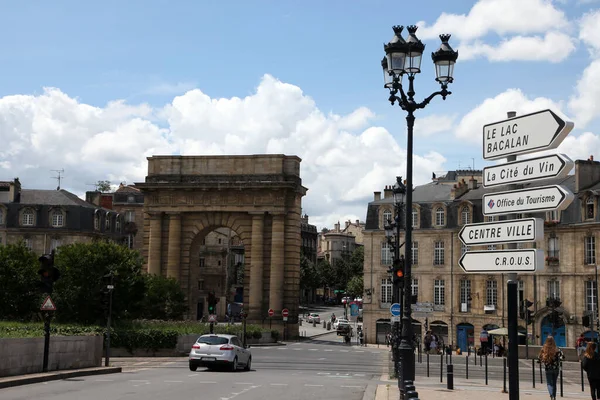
[40,296,56,311]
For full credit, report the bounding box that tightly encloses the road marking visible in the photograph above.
[305,384,324,387]
[164,380,183,383]
[197,381,218,384]
[354,373,365,376]
[235,382,255,385]
[318,358,326,360]
[308,349,318,351]
[339,350,349,352]
[341,385,363,388]
[95,379,114,382]
[165,361,176,365]
[354,350,365,353]
[317,372,330,375]
[277,348,287,350]
[133,361,150,366]
[324,349,333,352]
[293,348,302,351]
[129,380,150,382]
[270,383,288,386]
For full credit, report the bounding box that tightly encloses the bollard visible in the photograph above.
[440,352,444,383]
[581,361,585,392]
[502,357,507,393]
[480,353,483,367]
[485,353,488,385]
[560,364,564,398]
[532,358,536,388]
[450,348,453,364]
[466,356,469,379]
[323,321,326,328]
[426,352,430,377]
[447,364,454,390]
[539,361,543,384]
[406,390,419,400]
[475,350,477,365]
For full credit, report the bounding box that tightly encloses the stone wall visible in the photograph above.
[0,336,103,377]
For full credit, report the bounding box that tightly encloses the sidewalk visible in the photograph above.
[0,366,122,389]
[374,374,590,400]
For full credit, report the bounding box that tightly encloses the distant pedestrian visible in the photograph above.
[577,333,588,360]
[538,336,564,400]
[583,342,600,400]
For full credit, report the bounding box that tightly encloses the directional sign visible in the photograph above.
[282,308,289,318]
[458,249,545,273]
[483,154,574,188]
[268,308,274,317]
[459,218,544,246]
[40,296,56,311]
[482,185,574,216]
[390,303,401,317]
[483,109,574,160]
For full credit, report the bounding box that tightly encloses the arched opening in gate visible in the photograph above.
[456,323,474,352]
[541,314,566,347]
[190,226,246,322]
[376,318,392,345]
[430,321,448,347]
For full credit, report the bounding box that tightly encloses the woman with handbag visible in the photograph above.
[582,341,600,400]
[538,336,564,400]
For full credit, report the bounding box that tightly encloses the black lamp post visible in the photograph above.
[381,25,458,391]
[384,177,406,377]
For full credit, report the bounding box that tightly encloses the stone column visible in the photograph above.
[167,212,181,279]
[269,213,285,313]
[148,212,162,275]
[249,213,264,319]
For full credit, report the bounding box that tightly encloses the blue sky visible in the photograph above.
[1,0,600,228]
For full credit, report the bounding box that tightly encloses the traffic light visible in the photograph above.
[583,315,591,328]
[37,251,60,294]
[525,299,534,325]
[207,292,216,314]
[392,255,405,285]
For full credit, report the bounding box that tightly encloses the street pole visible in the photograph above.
[42,312,51,372]
[105,274,114,367]
[595,266,599,335]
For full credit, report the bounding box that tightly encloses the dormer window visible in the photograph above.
[51,209,64,227]
[0,208,4,225]
[94,211,101,230]
[21,208,35,226]
[586,197,595,220]
[128,195,135,203]
[115,216,121,232]
[435,207,445,226]
[461,206,471,225]
[105,214,111,230]
[412,207,419,228]
[382,209,392,229]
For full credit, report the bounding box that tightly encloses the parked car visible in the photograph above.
[337,321,351,336]
[308,313,321,323]
[333,318,349,330]
[189,334,251,372]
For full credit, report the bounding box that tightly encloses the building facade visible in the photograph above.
[363,160,600,350]
[318,221,360,265]
[0,178,125,254]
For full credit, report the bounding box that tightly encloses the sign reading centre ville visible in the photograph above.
[483,109,574,160]
[459,249,545,273]
[459,218,544,246]
[483,154,574,188]
[482,185,574,216]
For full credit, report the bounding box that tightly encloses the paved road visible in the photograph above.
[2,333,386,400]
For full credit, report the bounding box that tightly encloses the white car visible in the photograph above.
[308,313,321,323]
[189,334,251,372]
[333,318,349,330]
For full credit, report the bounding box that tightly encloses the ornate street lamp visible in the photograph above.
[381,25,458,394]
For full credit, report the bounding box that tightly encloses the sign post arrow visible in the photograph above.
[458,249,544,273]
[483,154,574,188]
[482,184,574,216]
[483,109,574,160]
[459,218,544,246]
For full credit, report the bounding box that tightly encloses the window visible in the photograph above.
[547,280,560,300]
[488,244,497,251]
[412,208,418,228]
[435,207,445,226]
[461,206,470,225]
[381,241,392,265]
[115,217,121,231]
[105,214,111,230]
[197,280,205,290]
[50,210,63,227]
[382,209,392,229]
[94,212,100,230]
[411,278,419,299]
[0,208,3,224]
[460,279,471,312]
[547,210,559,222]
[587,197,595,219]
[586,280,597,313]
[486,280,498,306]
[381,278,393,304]
[126,234,134,249]
[461,243,469,256]
[515,213,523,220]
[23,238,32,250]
[21,209,34,226]
[516,242,524,249]
[585,236,596,265]
[434,241,444,265]
[548,237,559,259]
[128,195,135,203]
[199,258,205,268]
[434,279,445,305]
[50,238,61,251]
[411,241,418,265]
[125,210,135,222]
[486,216,497,222]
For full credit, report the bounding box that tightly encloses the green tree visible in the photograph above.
[316,258,335,293]
[96,180,112,192]
[53,241,146,324]
[0,243,40,320]
[346,275,364,298]
[300,253,318,291]
[141,275,188,320]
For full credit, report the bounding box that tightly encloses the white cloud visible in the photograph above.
[142,81,197,95]
[417,0,568,41]
[0,75,449,229]
[459,32,576,62]
[455,88,567,144]
[580,10,600,56]
[413,114,457,137]
[557,131,600,160]
[568,59,600,127]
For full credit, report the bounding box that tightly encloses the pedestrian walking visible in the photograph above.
[583,342,600,400]
[577,333,588,360]
[538,336,565,400]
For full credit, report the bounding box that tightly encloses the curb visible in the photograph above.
[0,367,122,389]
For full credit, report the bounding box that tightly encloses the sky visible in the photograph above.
[1,0,600,229]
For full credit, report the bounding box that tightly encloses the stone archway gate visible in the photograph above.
[136,155,306,333]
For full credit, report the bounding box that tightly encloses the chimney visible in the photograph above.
[334,221,340,232]
[7,178,22,203]
[86,191,101,206]
[383,185,393,199]
[356,219,360,226]
[374,191,381,201]
[468,177,477,190]
[591,155,594,161]
[450,179,469,200]
[575,158,600,192]
[345,220,350,229]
